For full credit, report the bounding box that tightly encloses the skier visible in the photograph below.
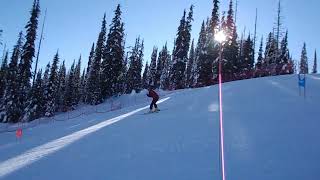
[147,86,159,113]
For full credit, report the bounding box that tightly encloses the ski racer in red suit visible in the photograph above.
[147,86,159,112]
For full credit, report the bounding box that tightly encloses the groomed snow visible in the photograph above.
[0,74,319,180]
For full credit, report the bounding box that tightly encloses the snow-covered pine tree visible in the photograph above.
[23,70,44,121]
[0,51,9,99]
[84,43,95,103]
[168,39,176,88]
[56,60,66,111]
[86,43,95,80]
[299,43,308,74]
[44,52,59,117]
[42,62,50,113]
[255,37,264,77]
[80,69,86,103]
[0,32,24,123]
[87,15,106,105]
[196,21,209,87]
[72,56,81,105]
[156,44,168,89]
[160,47,172,90]
[210,0,220,32]
[102,4,125,97]
[222,0,239,81]
[149,47,158,87]
[117,22,126,95]
[208,0,220,82]
[142,61,150,89]
[19,0,40,107]
[64,61,75,110]
[171,5,193,89]
[126,38,143,93]
[186,39,195,88]
[312,50,317,74]
[190,49,198,87]
[238,31,245,71]
[118,50,129,94]
[137,40,144,84]
[264,32,277,76]
[240,35,254,79]
[42,62,50,88]
[278,30,290,74]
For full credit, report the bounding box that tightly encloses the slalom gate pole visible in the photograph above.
[218,46,226,180]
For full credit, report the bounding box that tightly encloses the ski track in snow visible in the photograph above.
[0,97,170,179]
[65,123,82,130]
[309,75,320,80]
[267,80,297,97]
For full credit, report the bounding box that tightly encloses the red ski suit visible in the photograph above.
[147,89,159,110]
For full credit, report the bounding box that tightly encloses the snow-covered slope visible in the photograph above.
[0,74,319,180]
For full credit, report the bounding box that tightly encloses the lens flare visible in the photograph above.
[215,30,227,43]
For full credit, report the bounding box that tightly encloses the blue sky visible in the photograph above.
[0,0,319,71]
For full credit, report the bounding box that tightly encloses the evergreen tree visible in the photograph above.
[44,52,59,117]
[119,51,129,94]
[312,50,317,74]
[42,62,50,112]
[137,40,144,89]
[225,0,235,38]
[80,69,86,103]
[278,30,289,74]
[64,61,75,109]
[0,51,9,99]
[23,70,44,121]
[171,6,194,89]
[207,0,220,84]
[222,0,239,81]
[196,21,211,87]
[241,35,254,78]
[149,47,158,86]
[84,43,95,103]
[42,62,50,88]
[210,0,220,33]
[299,43,308,74]
[264,32,277,75]
[87,15,106,105]
[186,39,195,87]
[0,33,24,123]
[256,37,264,70]
[160,48,172,90]
[73,56,81,105]
[19,0,40,103]
[142,61,150,89]
[156,44,168,89]
[86,43,95,79]
[102,4,125,97]
[126,38,144,93]
[56,60,66,111]
[185,5,194,51]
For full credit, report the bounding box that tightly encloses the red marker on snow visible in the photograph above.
[16,129,22,139]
